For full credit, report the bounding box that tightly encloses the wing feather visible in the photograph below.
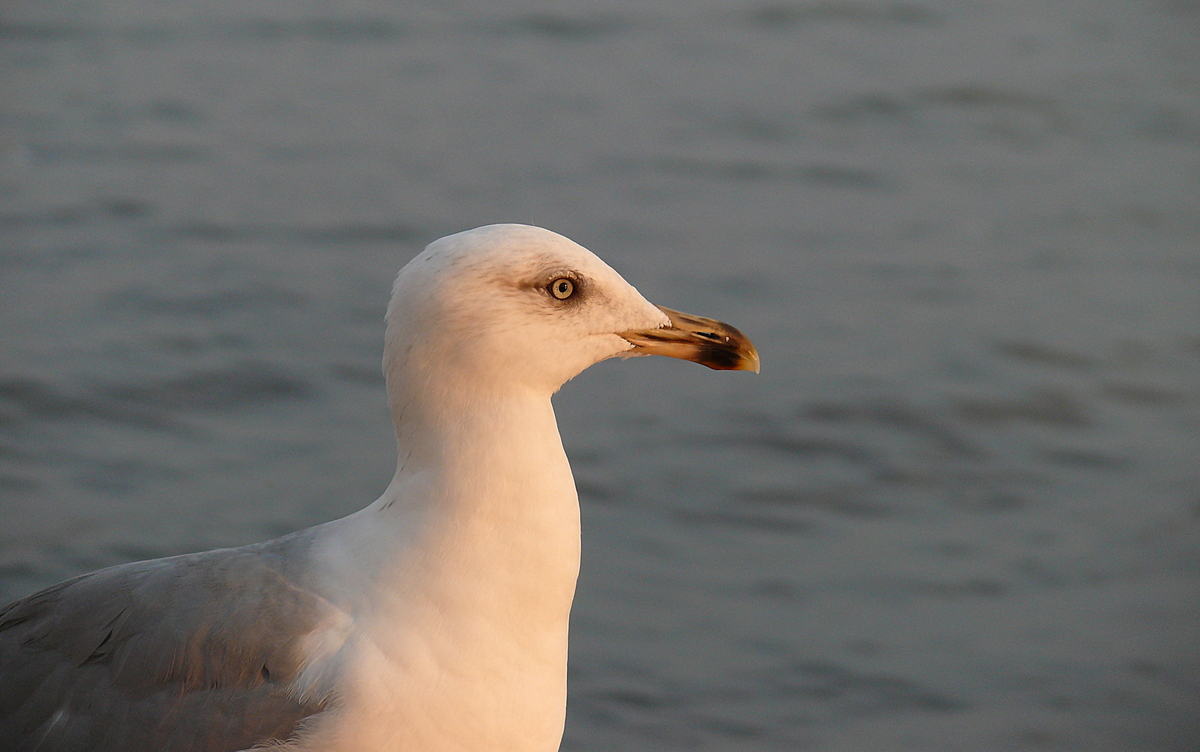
[0,536,334,752]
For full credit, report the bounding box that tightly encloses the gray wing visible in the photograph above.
[0,534,332,752]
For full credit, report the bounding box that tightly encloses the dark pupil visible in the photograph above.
[557,282,569,295]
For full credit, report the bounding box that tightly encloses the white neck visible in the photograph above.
[302,377,582,751]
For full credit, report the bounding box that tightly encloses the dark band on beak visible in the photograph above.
[618,306,760,373]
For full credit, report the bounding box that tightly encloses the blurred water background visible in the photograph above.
[2,1,1199,749]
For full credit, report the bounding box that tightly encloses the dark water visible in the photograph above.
[2,1,1199,749]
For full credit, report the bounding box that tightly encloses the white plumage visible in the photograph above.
[0,224,758,752]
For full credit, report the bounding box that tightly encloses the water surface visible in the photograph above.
[2,1,1198,749]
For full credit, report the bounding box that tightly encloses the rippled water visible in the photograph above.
[2,1,1199,749]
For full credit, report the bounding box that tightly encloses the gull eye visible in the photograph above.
[548,278,575,300]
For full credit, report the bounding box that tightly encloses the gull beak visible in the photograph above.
[618,306,760,373]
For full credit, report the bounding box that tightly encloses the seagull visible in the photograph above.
[0,224,759,752]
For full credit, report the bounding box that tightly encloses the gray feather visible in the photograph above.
[0,532,333,751]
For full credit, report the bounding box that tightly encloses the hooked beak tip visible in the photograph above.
[619,306,761,373]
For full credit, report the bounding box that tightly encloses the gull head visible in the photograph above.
[384,224,758,398]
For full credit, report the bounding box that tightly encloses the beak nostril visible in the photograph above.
[623,305,759,372]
